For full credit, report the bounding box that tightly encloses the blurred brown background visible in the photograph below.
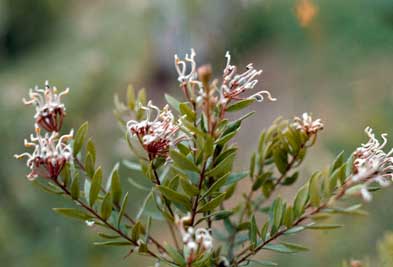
[2,0,393,266]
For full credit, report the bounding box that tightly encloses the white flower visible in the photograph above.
[14,127,73,180]
[293,112,324,135]
[352,127,393,201]
[221,51,276,103]
[23,80,69,132]
[127,102,183,158]
[174,49,198,84]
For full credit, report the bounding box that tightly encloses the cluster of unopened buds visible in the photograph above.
[175,213,213,262]
[293,112,324,136]
[351,127,393,201]
[127,101,184,159]
[15,81,74,181]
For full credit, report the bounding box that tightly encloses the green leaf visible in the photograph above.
[111,166,122,206]
[101,192,113,220]
[117,192,129,228]
[61,163,71,187]
[84,153,95,177]
[272,198,284,229]
[131,221,145,241]
[53,208,92,221]
[216,131,238,146]
[128,177,151,191]
[93,241,131,246]
[273,148,288,174]
[70,174,80,200]
[165,94,181,113]
[202,172,229,198]
[87,139,96,164]
[309,171,321,207]
[180,178,199,197]
[163,242,186,265]
[252,172,271,191]
[90,167,102,206]
[330,151,344,174]
[280,241,309,252]
[225,171,248,185]
[249,215,258,249]
[197,193,226,213]
[306,224,343,230]
[179,102,196,121]
[205,152,236,177]
[157,185,191,209]
[73,122,88,156]
[249,260,278,266]
[226,98,255,112]
[293,184,309,217]
[263,243,295,254]
[169,150,199,172]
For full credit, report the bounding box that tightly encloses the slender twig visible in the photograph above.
[234,178,354,265]
[73,156,167,253]
[53,179,163,260]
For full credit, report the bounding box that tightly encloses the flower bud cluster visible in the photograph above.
[293,112,324,136]
[175,213,213,262]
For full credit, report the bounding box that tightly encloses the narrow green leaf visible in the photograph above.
[179,102,196,121]
[273,148,288,174]
[293,184,309,217]
[117,192,129,227]
[163,242,186,265]
[226,98,255,112]
[93,241,131,246]
[309,171,321,207]
[84,153,95,177]
[165,94,181,113]
[180,178,199,197]
[249,260,278,266]
[87,139,96,164]
[157,185,191,209]
[169,150,199,172]
[202,172,229,198]
[225,171,248,185]
[197,193,226,213]
[280,241,309,252]
[70,174,80,200]
[101,193,113,220]
[73,122,88,156]
[90,167,102,206]
[306,224,343,230]
[53,208,92,221]
[250,215,258,249]
[263,243,295,254]
[205,152,236,177]
[111,167,122,206]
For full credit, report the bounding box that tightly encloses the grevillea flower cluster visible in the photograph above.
[352,127,393,201]
[15,81,73,181]
[22,80,69,132]
[14,128,73,180]
[127,101,184,158]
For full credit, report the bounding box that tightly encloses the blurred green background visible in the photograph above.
[2,0,393,266]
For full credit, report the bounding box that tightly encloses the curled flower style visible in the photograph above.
[174,48,199,84]
[14,127,73,180]
[293,112,324,136]
[127,102,183,158]
[23,80,69,132]
[175,213,213,261]
[352,127,393,201]
[221,51,276,103]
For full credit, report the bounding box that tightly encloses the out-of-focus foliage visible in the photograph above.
[3,0,393,266]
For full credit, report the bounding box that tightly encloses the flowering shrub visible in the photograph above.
[15,50,393,267]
